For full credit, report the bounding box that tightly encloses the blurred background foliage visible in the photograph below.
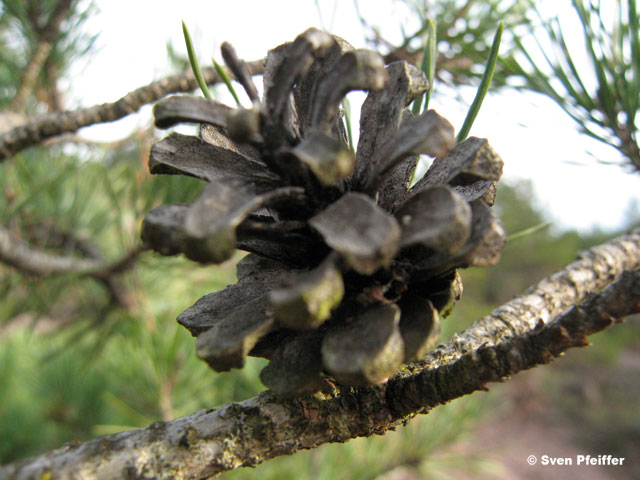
[0,0,639,478]
[355,0,530,84]
[503,0,640,172]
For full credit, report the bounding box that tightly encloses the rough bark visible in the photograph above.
[0,61,265,161]
[2,229,638,480]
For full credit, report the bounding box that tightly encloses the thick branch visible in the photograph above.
[1,230,639,480]
[0,60,265,161]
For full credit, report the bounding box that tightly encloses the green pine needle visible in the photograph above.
[212,57,242,107]
[412,18,437,115]
[342,97,355,152]
[182,21,213,100]
[507,221,552,242]
[456,21,504,143]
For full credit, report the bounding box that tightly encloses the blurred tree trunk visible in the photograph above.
[8,0,74,112]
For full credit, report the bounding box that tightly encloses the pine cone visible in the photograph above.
[141,29,505,395]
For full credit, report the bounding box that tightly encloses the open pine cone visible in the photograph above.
[141,28,505,395]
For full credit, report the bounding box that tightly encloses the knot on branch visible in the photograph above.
[141,28,505,395]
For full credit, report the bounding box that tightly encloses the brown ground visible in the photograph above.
[447,373,631,479]
[377,343,639,480]
[442,348,639,480]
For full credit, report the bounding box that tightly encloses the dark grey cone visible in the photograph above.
[141,29,506,395]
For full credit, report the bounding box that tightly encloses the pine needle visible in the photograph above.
[182,21,213,100]
[456,21,503,143]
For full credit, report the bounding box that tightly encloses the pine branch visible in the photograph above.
[0,224,142,276]
[0,60,265,161]
[0,224,142,309]
[16,221,142,309]
[2,229,638,480]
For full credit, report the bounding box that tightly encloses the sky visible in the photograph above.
[69,0,639,233]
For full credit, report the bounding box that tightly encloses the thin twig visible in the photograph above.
[0,60,265,161]
[17,222,141,309]
[0,224,144,277]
